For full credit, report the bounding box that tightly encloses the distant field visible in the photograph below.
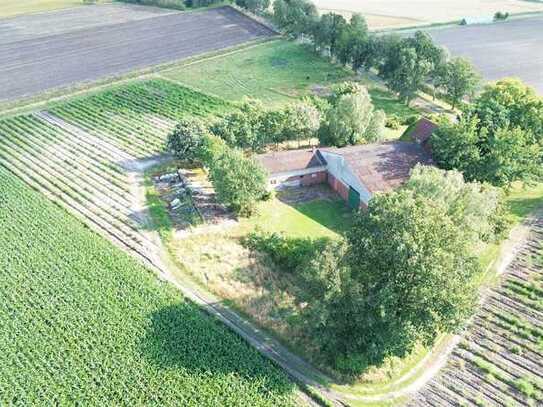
[312,0,543,29]
[0,0,82,18]
[0,5,274,102]
[0,167,296,406]
[429,16,543,94]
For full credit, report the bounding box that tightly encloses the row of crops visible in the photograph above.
[0,165,296,405]
[410,219,543,407]
[48,79,230,158]
[0,79,230,266]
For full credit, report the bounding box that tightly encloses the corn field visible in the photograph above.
[0,166,296,406]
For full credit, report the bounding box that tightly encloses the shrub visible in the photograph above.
[385,114,401,129]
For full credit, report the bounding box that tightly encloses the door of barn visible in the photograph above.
[348,186,360,210]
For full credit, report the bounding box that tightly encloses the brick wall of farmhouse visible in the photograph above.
[327,173,349,201]
[301,171,327,186]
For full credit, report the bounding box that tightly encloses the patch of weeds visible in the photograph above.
[514,377,536,398]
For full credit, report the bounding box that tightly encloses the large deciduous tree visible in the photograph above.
[166,118,209,163]
[306,187,480,371]
[208,147,268,216]
[320,85,385,146]
[438,57,480,109]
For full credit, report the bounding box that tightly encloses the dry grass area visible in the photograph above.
[313,0,543,29]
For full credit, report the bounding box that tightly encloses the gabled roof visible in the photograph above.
[256,149,326,175]
[320,142,433,193]
[405,117,439,145]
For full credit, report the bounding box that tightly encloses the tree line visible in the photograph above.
[236,0,481,108]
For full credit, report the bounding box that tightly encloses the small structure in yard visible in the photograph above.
[257,142,433,209]
[403,117,439,151]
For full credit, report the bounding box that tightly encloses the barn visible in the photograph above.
[257,141,433,209]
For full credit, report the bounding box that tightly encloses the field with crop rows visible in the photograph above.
[410,217,543,406]
[0,79,228,265]
[0,167,296,406]
[49,79,229,157]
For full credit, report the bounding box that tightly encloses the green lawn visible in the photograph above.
[1,0,84,17]
[161,40,351,106]
[247,197,352,239]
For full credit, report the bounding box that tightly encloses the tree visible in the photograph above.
[235,0,270,14]
[439,57,480,109]
[166,118,209,163]
[335,13,368,66]
[195,134,228,167]
[404,165,507,242]
[261,109,288,149]
[479,126,543,186]
[208,148,268,216]
[379,32,446,104]
[320,85,384,146]
[282,101,321,146]
[365,109,386,143]
[313,13,347,57]
[305,188,480,370]
[210,98,266,151]
[272,0,319,36]
[431,115,543,186]
[431,115,482,176]
[469,79,543,139]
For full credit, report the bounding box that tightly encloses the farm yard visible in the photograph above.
[410,216,543,406]
[312,0,543,29]
[0,4,275,102]
[429,16,543,94]
[2,1,543,406]
[0,167,297,406]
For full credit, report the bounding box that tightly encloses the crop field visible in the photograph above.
[410,217,543,406]
[0,5,275,101]
[0,79,228,266]
[429,16,543,95]
[0,166,296,406]
[312,0,543,29]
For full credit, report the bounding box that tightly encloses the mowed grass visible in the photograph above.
[249,198,352,238]
[161,40,351,106]
[161,40,418,122]
[0,167,296,406]
[0,0,83,18]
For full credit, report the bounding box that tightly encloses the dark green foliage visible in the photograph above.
[272,0,318,36]
[437,57,481,108]
[166,118,209,162]
[305,188,480,372]
[243,230,330,273]
[207,146,268,215]
[432,80,543,186]
[210,98,267,151]
[235,0,271,14]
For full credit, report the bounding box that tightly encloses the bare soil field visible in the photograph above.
[409,214,543,406]
[313,0,543,29]
[429,16,543,94]
[0,5,275,102]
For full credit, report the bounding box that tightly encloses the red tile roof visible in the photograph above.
[407,117,439,145]
[321,142,433,193]
[256,149,326,175]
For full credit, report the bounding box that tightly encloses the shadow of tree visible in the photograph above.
[139,303,296,399]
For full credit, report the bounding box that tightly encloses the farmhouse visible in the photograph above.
[257,141,433,208]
